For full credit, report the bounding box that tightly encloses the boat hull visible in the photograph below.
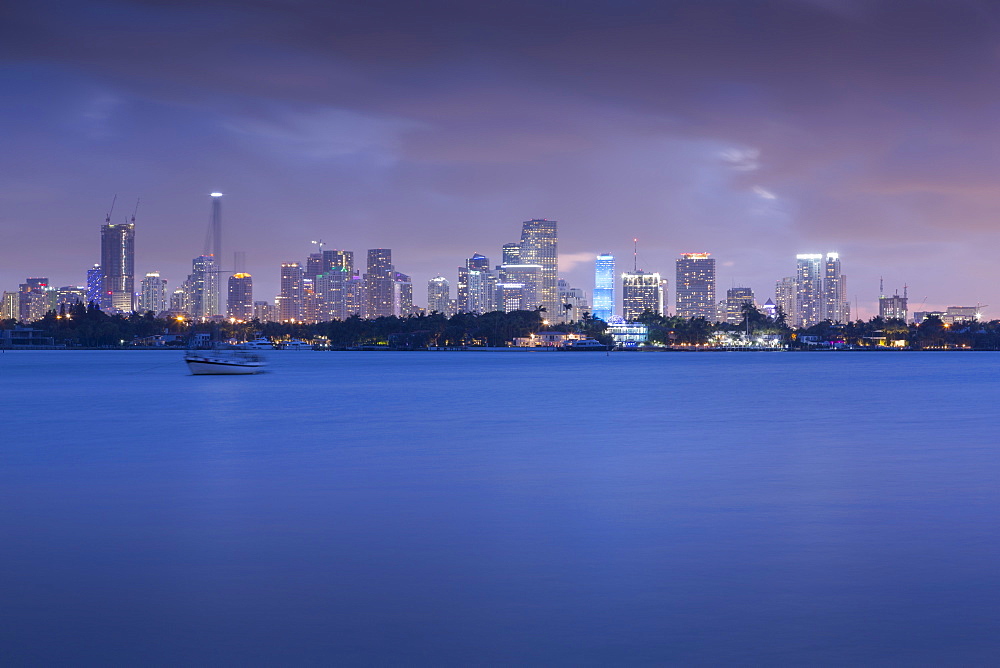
[185,352,267,375]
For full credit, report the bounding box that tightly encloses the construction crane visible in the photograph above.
[131,197,140,224]
[105,194,117,224]
[311,239,325,255]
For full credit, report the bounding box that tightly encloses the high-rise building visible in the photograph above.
[364,249,394,318]
[557,278,588,323]
[775,277,796,322]
[517,219,558,316]
[18,278,50,322]
[1,291,18,321]
[427,276,450,314]
[206,193,224,317]
[346,273,364,316]
[457,253,491,314]
[86,264,102,307]
[278,262,304,322]
[622,271,664,321]
[139,272,168,314]
[100,220,135,312]
[496,283,528,313]
[227,273,253,320]
[184,255,218,319]
[498,264,542,311]
[822,253,849,323]
[312,250,354,321]
[879,285,908,322]
[393,272,413,317]
[794,252,848,327]
[593,253,615,321]
[725,287,755,324]
[253,301,273,322]
[675,253,716,319]
[501,243,521,265]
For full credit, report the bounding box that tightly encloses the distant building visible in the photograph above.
[457,253,494,314]
[227,273,253,320]
[944,306,981,324]
[496,283,528,312]
[18,278,49,322]
[517,219,558,315]
[2,291,19,321]
[622,270,664,321]
[879,289,908,322]
[100,220,135,312]
[139,272,168,314]
[86,264,102,306]
[761,298,777,319]
[557,278,588,323]
[593,253,615,321]
[184,256,218,320]
[55,286,87,310]
[253,300,273,322]
[794,253,848,327]
[427,276,451,315]
[823,253,849,323]
[498,264,542,311]
[277,262,303,322]
[606,316,648,348]
[364,249,394,318]
[675,253,715,319]
[725,287,755,324]
[775,277,796,322]
[393,272,414,316]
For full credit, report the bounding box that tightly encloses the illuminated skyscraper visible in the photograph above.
[205,193,224,317]
[775,276,796,322]
[822,253,849,323]
[139,272,168,314]
[593,253,615,321]
[427,276,450,314]
[517,219,558,315]
[253,301,273,322]
[86,264,102,306]
[100,220,135,312]
[313,250,354,321]
[278,262,303,322]
[1,291,18,321]
[393,272,413,317]
[622,271,664,321]
[879,282,908,322]
[18,278,50,322]
[184,256,218,319]
[794,254,823,327]
[364,249,394,318]
[499,264,542,310]
[725,287,755,324]
[227,273,253,320]
[675,253,716,319]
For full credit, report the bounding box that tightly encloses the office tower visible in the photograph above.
[393,272,413,316]
[227,273,253,320]
[518,219,558,315]
[622,271,664,321]
[305,253,323,281]
[558,278,588,323]
[18,278,50,322]
[86,264,102,306]
[457,253,490,314]
[139,272,168,314]
[100,218,135,312]
[307,250,354,322]
[725,287,755,324]
[496,283,528,312]
[55,287,86,311]
[183,255,218,319]
[499,264,542,310]
[593,253,615,321]
[169,288,185,313]
[822,253,849,323]
[427,276,450,314]
[301,277,319,324]
[277,262,304,322]
[205,193,224,317]
[364,249,394,318]
[879,283,908,321]
[775,277,796,322]
[2,291,18,321]
[253,301,272,322]
[675,253,716,319]
[501,243,521,265]
[346,273,364,316]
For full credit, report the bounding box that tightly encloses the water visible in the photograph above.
[3,350,1000,665]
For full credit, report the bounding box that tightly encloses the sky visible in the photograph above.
[3,0,1000,318]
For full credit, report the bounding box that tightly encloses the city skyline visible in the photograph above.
[4,1,1000,319]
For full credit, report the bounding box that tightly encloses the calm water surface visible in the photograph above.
[2,350,1000,665]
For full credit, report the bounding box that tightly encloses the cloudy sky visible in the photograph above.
[3,0,1000,317]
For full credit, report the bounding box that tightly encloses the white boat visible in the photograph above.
[185,349,268,375]
[562,338,610,351]
[240,337,274,350]
[280,339,312,350]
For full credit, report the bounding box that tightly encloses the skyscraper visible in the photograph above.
[205,193,224,317]
[622,271,664,321]
[725,287,755,324]
[557,279,588,323]
[517,219,558,315]
[1,292,18,321]
[86,264,102,307]
[100,219,135,312]
[822,253,849,323]
[427,276,450,314]
[393,272,413,316]
[278,262,303,322]
[879,283,908,321]
[675,253,716,319]
[498,264,542,310]
[794,254,823,327]
[364,249,395,318]
[184,255,218,319]
[314,250,354,321]
[18,278,50,322]
[457,253,491,314]
[593,253,615,321]
[139,272,168,315]
[227,273,253,320]
[775,277,796,322]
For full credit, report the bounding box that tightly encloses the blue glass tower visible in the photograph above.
[593,253,615,321]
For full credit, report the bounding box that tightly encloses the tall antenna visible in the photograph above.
[633,238,638,272]
[105,194,117,224]
[904,284,908,299]
[879,276,884,299]
[311,239,325,255]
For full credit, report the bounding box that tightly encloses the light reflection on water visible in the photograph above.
[2,350,1000,665]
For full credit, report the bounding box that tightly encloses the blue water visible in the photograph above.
[3,350,1000,665]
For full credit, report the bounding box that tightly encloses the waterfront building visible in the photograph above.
[675,253,716,319]
[277,262,304,322]
[427,276,451,315]
[100,220,135,312]
[139,272,168,315]
[944,306,981,324]
[2,291,18,321]
[775,277,796,322]
[725,287,755,325]
[593,253,615,321]
[795,252,849,327]
[227,273,253,320]
[622,270,664,321]
[517,219,558,316]
[364,249,394,318]
[86,264,102,306]
[606,316,649,348]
